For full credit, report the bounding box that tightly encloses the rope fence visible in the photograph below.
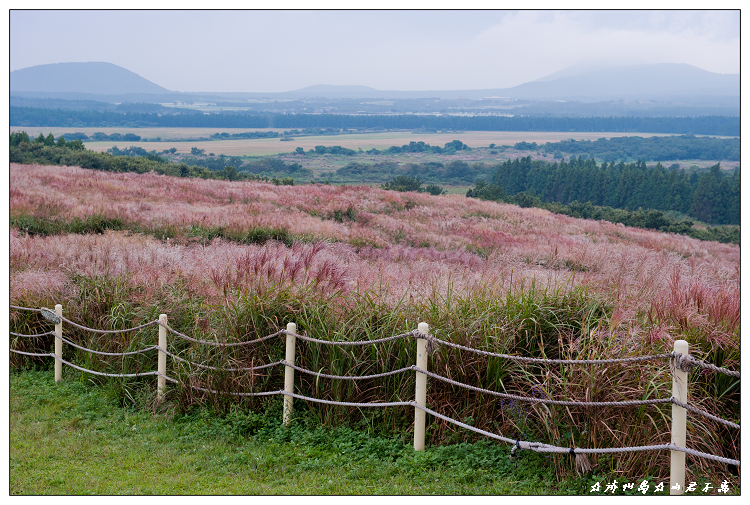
[9,303,741,493]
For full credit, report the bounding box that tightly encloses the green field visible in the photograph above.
[11,369,603,495]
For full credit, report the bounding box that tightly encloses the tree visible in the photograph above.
[10,131,30,146]
[446,160,469,179]
[423,184,445,196]
[57,135,67,147]
[295,147,305,154]
[191,147,206,156]
[223,165,238,181]
[382,175,422,192]
[443,139,467,151]
[689,164,730,224]
[466,179,505,201]
[68,138,85,151]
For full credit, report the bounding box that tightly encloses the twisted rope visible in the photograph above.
[163,347,283,372]
[10,349,54,357]
[425,333,673,365]
[59,315,160,334]
[163,324,284,347]
[671,397,740,430]
[282,390,414,408]
[416,366,672,407]
[9,305,41,312]
[10,306,739,376]
[156,372,179,384]
[10,331,56,338]
[413,403,740,466]
[282,361,414,380]
[672,352,740,378]
[284,329,414,346]
[50,355,159,378]
[186,385,281,397]
[58,335,158,357]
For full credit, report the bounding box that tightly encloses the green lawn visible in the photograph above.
[10,369,729,495]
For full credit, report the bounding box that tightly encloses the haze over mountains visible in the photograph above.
[10,61,739,115]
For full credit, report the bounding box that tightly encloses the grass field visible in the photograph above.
[9,369,596,495]
[13,369,732,495]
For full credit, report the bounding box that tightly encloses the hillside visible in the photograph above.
[10,162,740,480]
[10,163,738,310]
[10,62,170,95]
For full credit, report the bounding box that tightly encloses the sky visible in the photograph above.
[9,9,741,93]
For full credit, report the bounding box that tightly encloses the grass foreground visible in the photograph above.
[9,370,567,495]
[10,369,735,496]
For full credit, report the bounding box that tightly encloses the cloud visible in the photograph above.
[470,11,739,86]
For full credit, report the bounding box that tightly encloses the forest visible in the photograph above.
[467,156,739,225]
[10,106,739,136]
[515,135,739,162]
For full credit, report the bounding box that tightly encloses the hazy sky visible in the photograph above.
[9,9,740,92]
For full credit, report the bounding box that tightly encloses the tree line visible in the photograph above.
[467,156,739,226]
[10,106,740,136]
[466,179,739,244]
[514,135,739,162]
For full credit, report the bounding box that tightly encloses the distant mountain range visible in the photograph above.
[10,61,739,104]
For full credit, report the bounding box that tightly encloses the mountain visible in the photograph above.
[502,63,739,101]
[10,62,170,95]
[9,61,738,115]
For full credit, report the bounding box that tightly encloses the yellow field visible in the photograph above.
[10,126,682,157]
[9,126,292,140]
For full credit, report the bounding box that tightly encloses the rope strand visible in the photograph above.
[10,331,56,338]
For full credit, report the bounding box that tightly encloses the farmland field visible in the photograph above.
[11,126,680,156]
[10,162,740,485]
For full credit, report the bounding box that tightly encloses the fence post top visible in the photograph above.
[55,304,62,313]
[673,340,689,353]
[418,322,429,334]
[159,314,168,323]
[287,322,297,333]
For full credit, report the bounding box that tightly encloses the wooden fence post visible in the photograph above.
[670,339,689,495]
[54,304,63,382]
[414,322,429,451]
[283,322,297,426]
[158,314,167,397]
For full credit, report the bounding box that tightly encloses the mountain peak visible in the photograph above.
[508,63,739,100]
[10,62,170,95]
